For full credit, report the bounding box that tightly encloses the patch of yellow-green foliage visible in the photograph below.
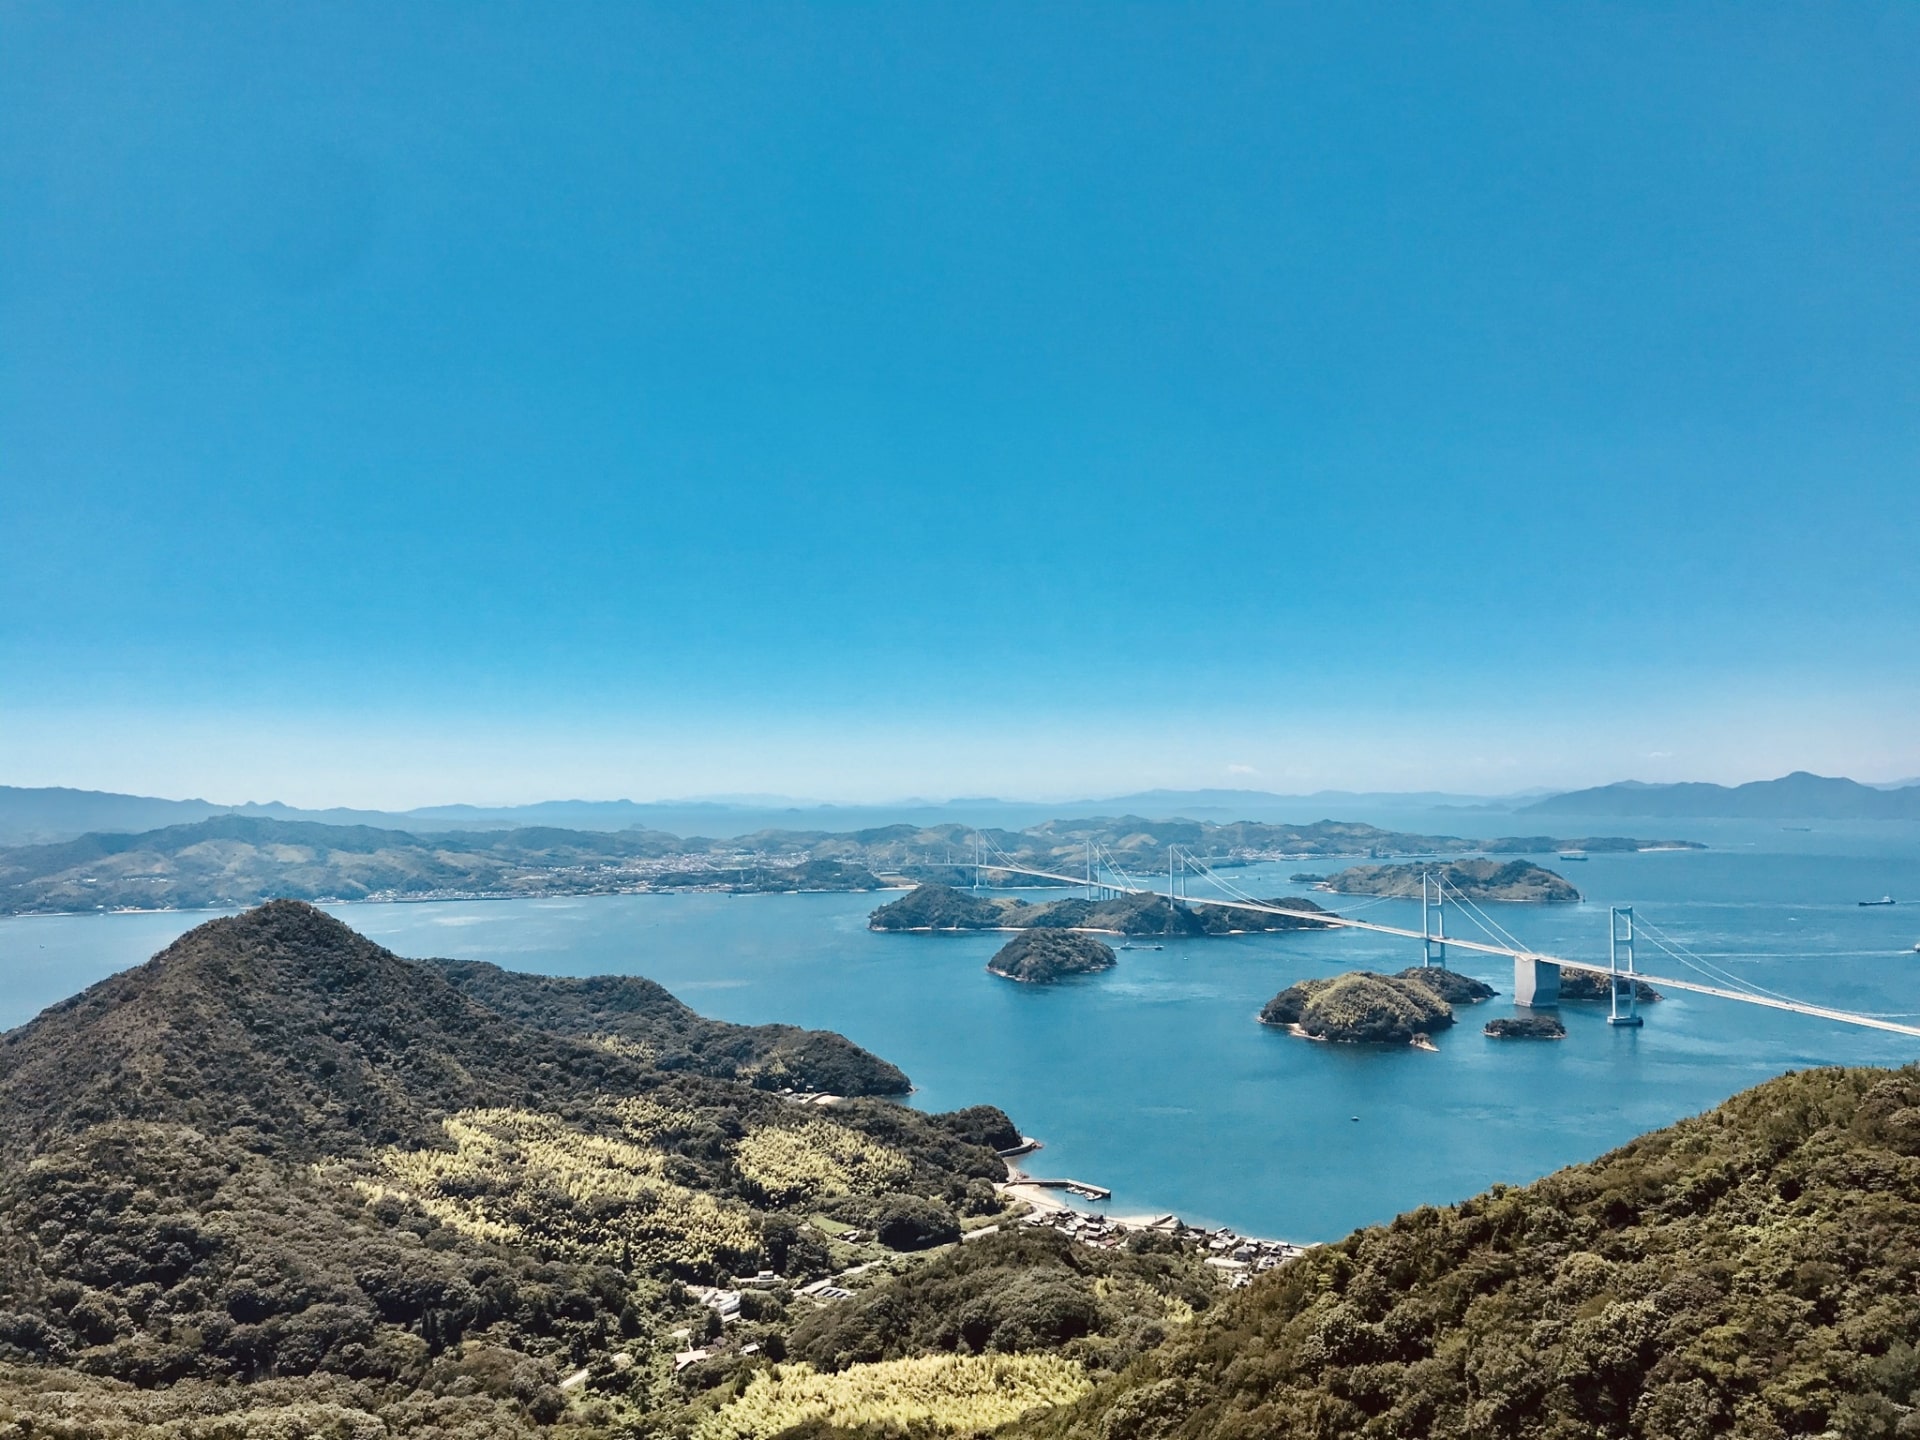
[591,1032,658,1064]
[1094,1274,1194,1326]
[363,1102,758,1272]
[696,1354,1090,1439]
[731,1117,913,1206]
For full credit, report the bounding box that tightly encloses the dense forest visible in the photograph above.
[0,904,1026,1435]
[986,932,1118,984]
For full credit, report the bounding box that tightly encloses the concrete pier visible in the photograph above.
[1513,955,1561,1007]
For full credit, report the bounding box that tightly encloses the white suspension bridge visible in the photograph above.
[954,832,1920,1041]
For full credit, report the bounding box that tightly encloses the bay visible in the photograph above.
[3,817,1917,1243]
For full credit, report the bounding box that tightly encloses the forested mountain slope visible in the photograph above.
[427,959,909,1096]
[0,904,1009,1436]
[1027,1065,1920,1440]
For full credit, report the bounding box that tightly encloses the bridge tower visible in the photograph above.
[1421,872,1447,967]
[1608,906,1645,1027]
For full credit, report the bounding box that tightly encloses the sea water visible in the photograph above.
[3,818,1917,1243]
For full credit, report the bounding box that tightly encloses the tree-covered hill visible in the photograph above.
[0,904,1016,1435]
[1259,971,1459,1046]
[1026,1064,1920,1440]
[986,932,1117,984]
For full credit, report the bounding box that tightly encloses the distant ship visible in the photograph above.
[1861,896,1896,907]
[1557,851,1589,862]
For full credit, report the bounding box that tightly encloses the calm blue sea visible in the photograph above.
[4,816,1918,1243]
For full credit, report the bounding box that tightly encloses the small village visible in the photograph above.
[1010,1203,1309,1287]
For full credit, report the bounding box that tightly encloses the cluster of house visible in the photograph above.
[671,1266,865,1371]
[1016,1206,1307,1286]
[666,1203,1313,1373]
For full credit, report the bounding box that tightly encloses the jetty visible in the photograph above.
[1028,1177,1111,1201]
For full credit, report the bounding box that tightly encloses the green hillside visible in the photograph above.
[0,904,1012,1435]
[1028,1065,1920,1440]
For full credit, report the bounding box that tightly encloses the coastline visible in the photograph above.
[999,1152,1311,1269]
[1272,1019,1439,1052]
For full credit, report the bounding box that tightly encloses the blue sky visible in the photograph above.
[3,4,1917,806]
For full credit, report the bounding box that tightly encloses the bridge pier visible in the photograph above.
[1513,955,1561,1007]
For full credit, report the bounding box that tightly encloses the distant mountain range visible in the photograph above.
[0,786,773,845]
[5,770,1911,847]
[0,784,1553,846]
[1522,771,1920,820]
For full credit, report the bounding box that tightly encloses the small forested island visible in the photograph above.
[1323,857,1581,902]
[986,930,1117,983]
[870,881,1336,936]
[1485,1013,1568,1039]
[1559,968,1662,1002]
[1259,967,1493,1046]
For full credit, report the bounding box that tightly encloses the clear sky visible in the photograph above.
[3,4,1917,807]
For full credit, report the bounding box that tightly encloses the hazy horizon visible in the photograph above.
[6,6,1917,809]
[7,768,1920,822]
